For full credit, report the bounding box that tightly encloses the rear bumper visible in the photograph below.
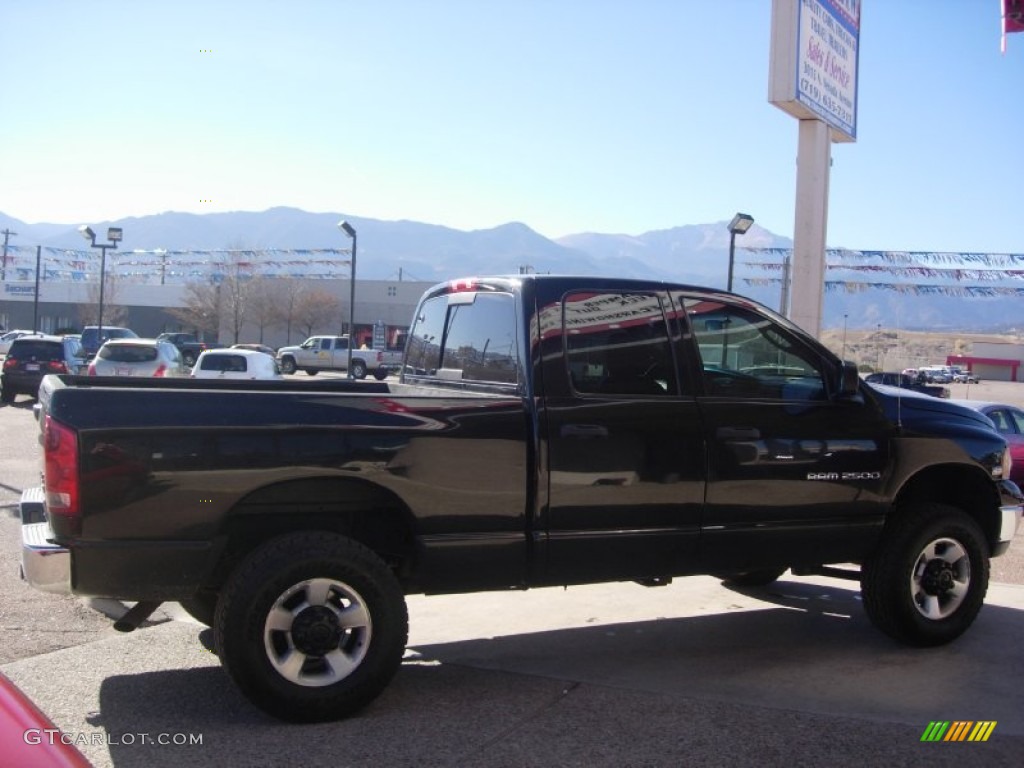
[21,522,71,595]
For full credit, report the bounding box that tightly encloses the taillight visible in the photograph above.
[2,357,15,371]
[376,351,384,363]
[153,364,167,377]
[449,278,478,292]
[47,360,67,373]
[88,362,97,376]
[44,416,79,522]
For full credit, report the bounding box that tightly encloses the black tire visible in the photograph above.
[719,568,787,587]
[179,591,218,626]
[351,360,367,380]
[305,369,319,376]
[861,503,988,647]
[0,387,14,404]
[279,356,297,375]
[183,352,197,367]
[214,532,408,723]
[373,368,389,381]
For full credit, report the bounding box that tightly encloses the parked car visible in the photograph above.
[950,366,980,384]
[80,325,138,357]
[864,371,950,398]
[88,338,186,378]
[191,348,282,380]
[156,332,222,367]
[1,334,87,403]
[232,342,277,357]
[958,401,1024,486]
[276,335,391,379]
[917,365,953,383]
[1,672,91,768]
[0,329,38,355]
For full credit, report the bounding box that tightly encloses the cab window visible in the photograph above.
[563,291,679,397]
[680,297,825,400]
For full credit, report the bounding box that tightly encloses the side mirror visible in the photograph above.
[838,360,860,397]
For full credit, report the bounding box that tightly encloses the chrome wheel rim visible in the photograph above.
[910,537,970,620]
[263,578,372,687]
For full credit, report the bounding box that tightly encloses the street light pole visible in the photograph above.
[78,225,123,346]
[338,220,357,379]
[726,213,755,292]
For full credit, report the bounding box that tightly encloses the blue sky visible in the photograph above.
[2,0,1020,253]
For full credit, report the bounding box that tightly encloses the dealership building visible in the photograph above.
[0,276,434,350]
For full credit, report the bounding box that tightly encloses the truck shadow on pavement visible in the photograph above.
[84,579,1024,767]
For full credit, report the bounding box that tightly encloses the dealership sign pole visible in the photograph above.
[768,0,860,338]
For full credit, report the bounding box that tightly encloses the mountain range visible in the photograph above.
[1,207,1019,333]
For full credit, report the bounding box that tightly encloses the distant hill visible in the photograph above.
[1,207,1019,332]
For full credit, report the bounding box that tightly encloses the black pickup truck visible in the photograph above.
[20,275,1022,723]
[155,332,220,367]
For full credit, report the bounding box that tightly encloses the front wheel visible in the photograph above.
[214,532,408,722]
[861,503,988,647]
[183,352,197,367]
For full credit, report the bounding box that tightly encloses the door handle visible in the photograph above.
[715,426,761,440]
[560,424,609,439]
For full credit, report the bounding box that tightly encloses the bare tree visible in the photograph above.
[168,281,222,338]
[245,275,277,344]
[270,279,306,345]
[295,288,341,338]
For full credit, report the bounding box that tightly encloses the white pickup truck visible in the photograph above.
[275,335,393,379]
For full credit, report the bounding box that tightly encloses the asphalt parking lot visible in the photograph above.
[1,380,1023,767]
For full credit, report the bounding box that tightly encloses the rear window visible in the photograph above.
[99,344,158,363]
[9,340,63,359]
[200,354,248,372]
[405,291,518,384]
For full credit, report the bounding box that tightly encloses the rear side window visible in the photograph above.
[406,291,518,384]
[563,291,679,397]
[200,354,247,372]
[10,340,62,360]
[100,344,158,363]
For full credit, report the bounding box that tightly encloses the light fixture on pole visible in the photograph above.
[337,220,357,378]
[78,225,123,347]
[726,213,754,292]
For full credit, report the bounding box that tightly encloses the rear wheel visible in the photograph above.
[214,532,408,722]
[351,360,367,380]
[0,387,14,404]
[373,368,389,381]
[861,503,987,647]
[279,356,297,375]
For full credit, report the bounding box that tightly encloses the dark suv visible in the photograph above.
[80,326,138,358]
[1,335,87,403]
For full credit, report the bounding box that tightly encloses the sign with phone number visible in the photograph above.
[796,0,859,139]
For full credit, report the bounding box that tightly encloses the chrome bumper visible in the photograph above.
[20,488,71,595]
[999,503,1022,544]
